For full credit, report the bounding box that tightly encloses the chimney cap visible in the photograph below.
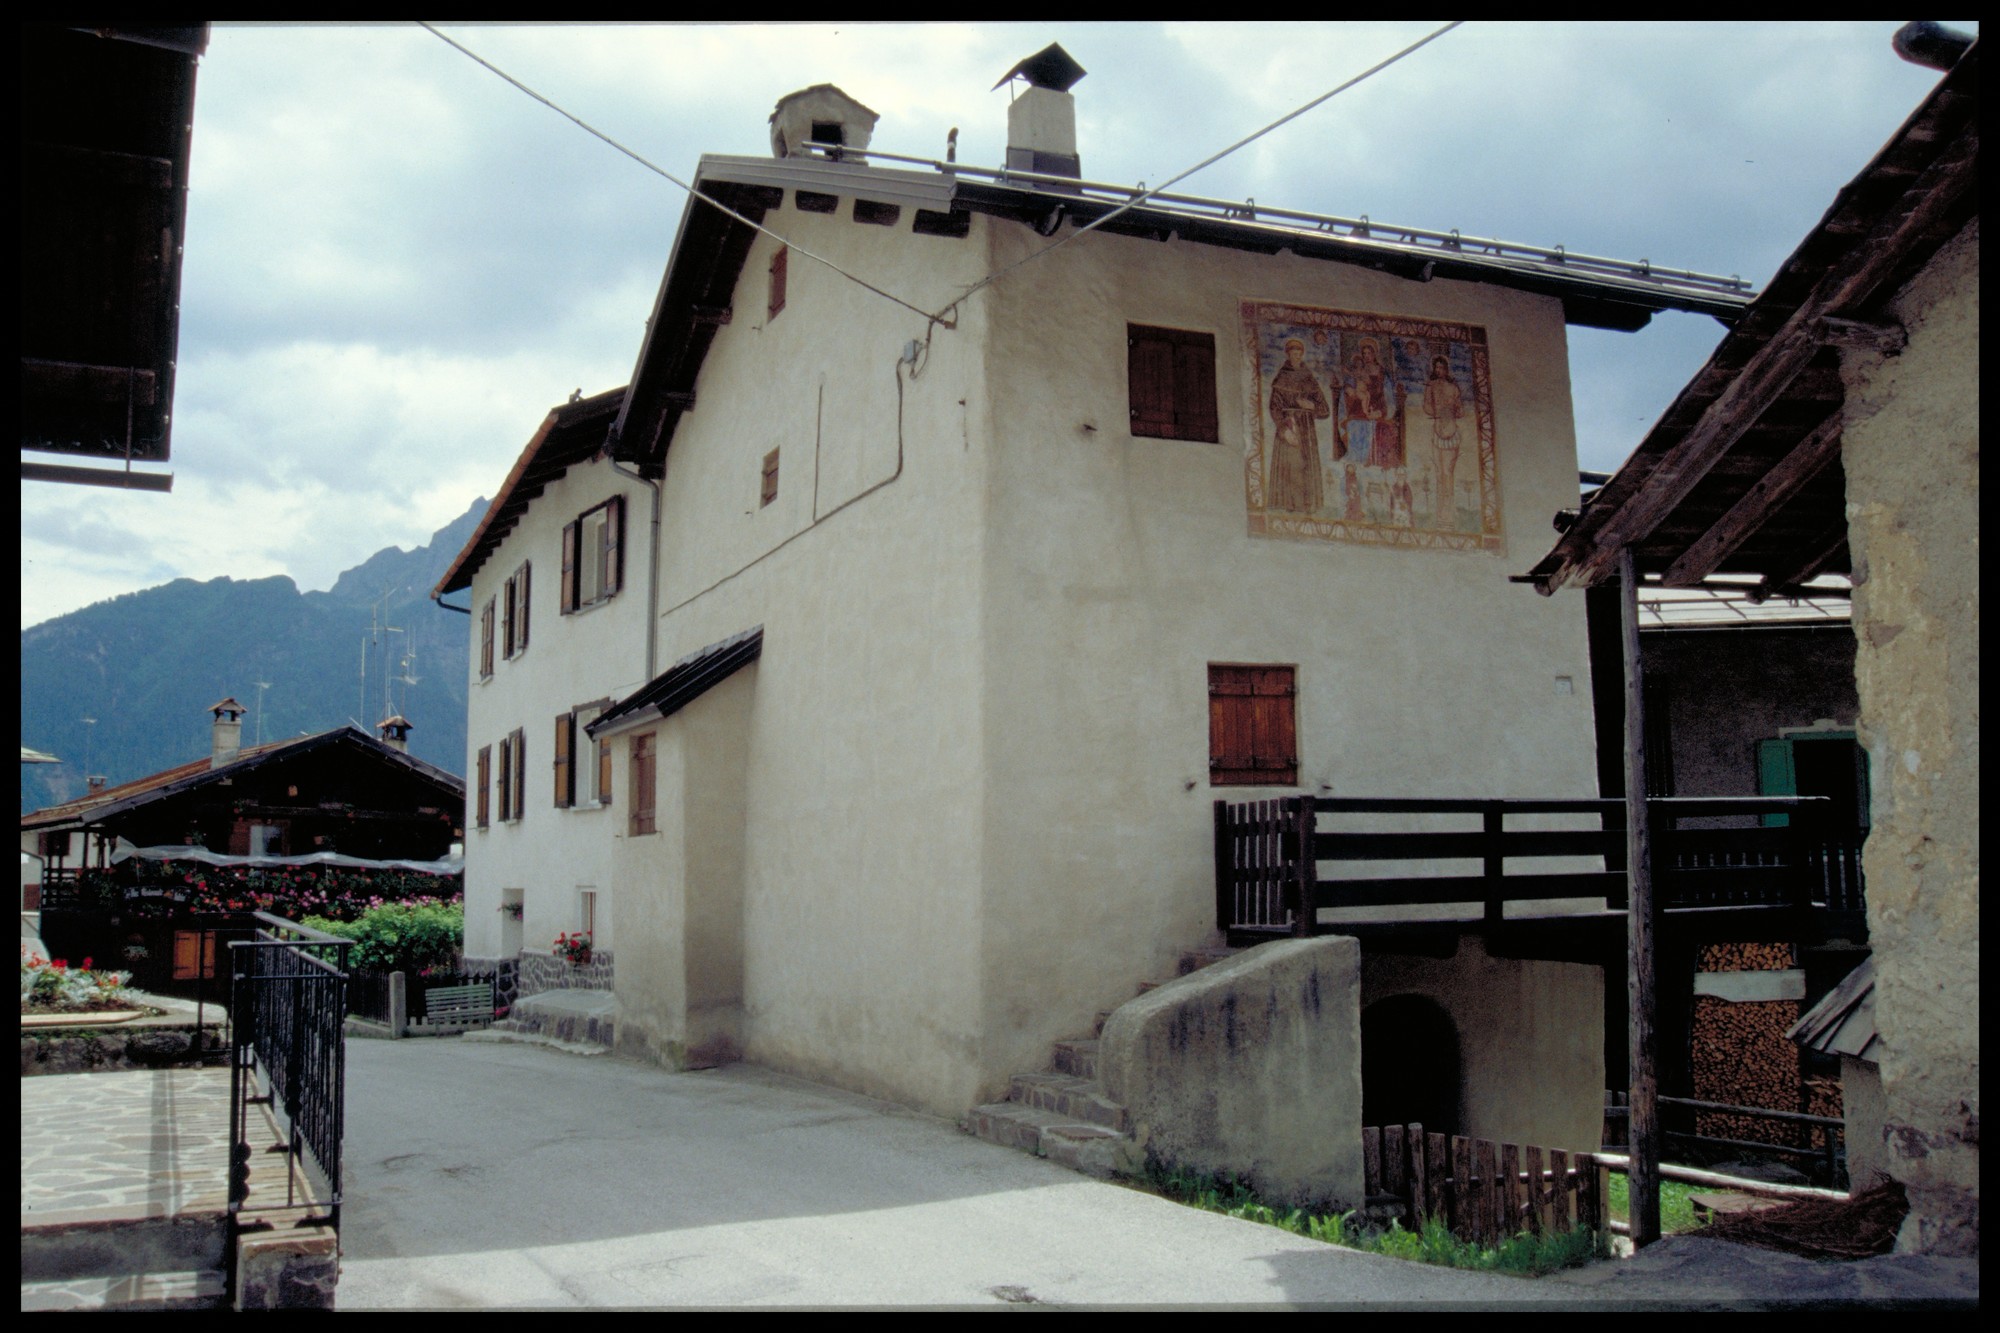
[377,714,413,731]
[209,697,246,719]
[993,43,1086,93]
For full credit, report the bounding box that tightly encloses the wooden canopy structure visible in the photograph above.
[1521,42,1978,600]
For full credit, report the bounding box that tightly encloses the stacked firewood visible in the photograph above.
[1691,941,1805,1147]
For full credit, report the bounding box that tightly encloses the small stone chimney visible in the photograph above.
[209,697,246,769]
[377,715,413,754]
[87,775,107,794]
[769,84,879,162]
[996,43,1086,180]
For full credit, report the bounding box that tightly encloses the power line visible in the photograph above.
[417,22,944,327]
[938,21,1464,321]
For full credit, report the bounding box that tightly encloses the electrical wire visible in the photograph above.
[936,21,1464,323]
[418,22,945,327]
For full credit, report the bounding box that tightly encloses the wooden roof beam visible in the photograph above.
[1661,411,1845,586]
[1752,520,1850,602]
[1564,125,1977,590]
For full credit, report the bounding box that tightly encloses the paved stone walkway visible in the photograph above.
[21,1065,323,1226]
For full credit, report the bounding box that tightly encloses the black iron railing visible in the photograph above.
[228,913,351,1238]
[1216,795,1859,934]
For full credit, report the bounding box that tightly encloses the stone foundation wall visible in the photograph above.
[22,1024,224,1077]
[516,949,614,997]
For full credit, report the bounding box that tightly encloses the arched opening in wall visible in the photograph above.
[1361,993,1461,1138]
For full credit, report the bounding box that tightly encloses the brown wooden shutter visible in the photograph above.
[519,561,531,649]
[1175,335,1219,442]
[561,520,579,613]
[511,729,527,821]
[769,245,788,321]
[495,738,511,821]
[1129,326,1177,438]
[553,712,573,809]
[1209,664,1297,786]
[1129,325,1218,442]
[476,745,491,827]
[172,930,214,980]
[630,732,656,835]
[597,732,613,806]
[480,600,495,676]
[605,497,625,597]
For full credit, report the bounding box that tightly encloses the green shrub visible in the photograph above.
[302,900,463,975]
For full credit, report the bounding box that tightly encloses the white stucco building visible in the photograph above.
[439,62,1754,1143]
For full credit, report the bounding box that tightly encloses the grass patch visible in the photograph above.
[1605,1174,1703,1234]
[1144,1164,1604,1277]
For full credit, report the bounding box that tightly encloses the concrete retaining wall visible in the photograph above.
[1099,936,1363,1209]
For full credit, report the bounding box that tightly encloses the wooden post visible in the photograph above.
[1425,1132,1447,1223]
[1409,1124,1429,1225]
[1620,547,1663,1249]
[1524,1144,1545,1235]
[1482,802,1505,928]
[1290,796,1316,937]
[1384,1124,1408,1221]
[1501,1142,1523,1239]
[1451,1135,1472,1238]
[1214,801,1234,932]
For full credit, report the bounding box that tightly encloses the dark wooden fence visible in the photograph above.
[1363,1124,1603,1243]
[1216,795,1855,935]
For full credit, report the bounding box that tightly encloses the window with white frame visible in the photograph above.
[562,497,625,613]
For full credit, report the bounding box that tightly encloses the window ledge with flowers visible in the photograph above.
[554,931,593,967]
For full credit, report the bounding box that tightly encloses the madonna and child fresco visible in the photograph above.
[1242,300,1501,551]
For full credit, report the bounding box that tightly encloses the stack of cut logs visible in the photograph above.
[1692,941,1806,1147]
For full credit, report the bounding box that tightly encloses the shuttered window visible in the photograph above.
[1129,324,1219,443]
[563,497,626,612]
[172,930,218,981]
[597,730,613,807]
[553,711,574,809]
[630,732,657,836]
[518,560,531,651]
[761,448,780,507]
[479,599,496,678]
[502,573,517,658]
[475,745,491,828]
[1209,664,1299,786]
[769,245,788,321]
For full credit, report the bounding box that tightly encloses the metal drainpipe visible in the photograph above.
[610,454,662,682]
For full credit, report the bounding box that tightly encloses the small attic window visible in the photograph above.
[810,121,844,147]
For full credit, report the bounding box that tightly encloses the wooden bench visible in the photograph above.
[422,982,494,1032]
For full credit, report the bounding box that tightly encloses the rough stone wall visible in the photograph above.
[1839,216,1978,1255]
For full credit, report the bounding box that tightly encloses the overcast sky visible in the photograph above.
[17,20,1970,629]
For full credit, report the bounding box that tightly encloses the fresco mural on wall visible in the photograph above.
[1241,300,1501,551]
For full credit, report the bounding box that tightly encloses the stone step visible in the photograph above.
[1050,1037,1099,1080]
[1007,1073,1130,1133]
[1039,1120,1130,1179]
[21,1211,229,1284]
[21,1268,227,1312]
[963,1100,1131,1176]
[462,1025,608,1056]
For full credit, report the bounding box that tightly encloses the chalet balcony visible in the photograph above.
[1215,796,1866,957]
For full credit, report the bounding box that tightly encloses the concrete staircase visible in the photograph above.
[963,944,1239,1177]
[464,988,616,1054]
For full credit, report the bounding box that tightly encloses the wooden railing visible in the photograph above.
[1216,795,1858,935]
[1363,1123,1603,1243]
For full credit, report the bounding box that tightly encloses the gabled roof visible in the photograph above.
[588,627,763,738]
[1787,957,1877,1060]
[610,151,1759,477]
[20,725,464,833]
[432,386,627,597]
[1522,42,1979,599]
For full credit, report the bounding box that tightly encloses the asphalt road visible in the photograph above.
[336,1037,1978,1309]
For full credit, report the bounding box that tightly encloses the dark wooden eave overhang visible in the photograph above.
[433,386,627,597]
[587,626,763,738]
[610,153,1755,474]
[20,725,464,835]
[21,24,209,483]
[1521,44,1979,601]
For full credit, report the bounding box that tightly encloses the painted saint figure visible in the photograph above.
[1338,339,1403,473]
[1266,338,1329,513]
[1421,356,1466,528]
